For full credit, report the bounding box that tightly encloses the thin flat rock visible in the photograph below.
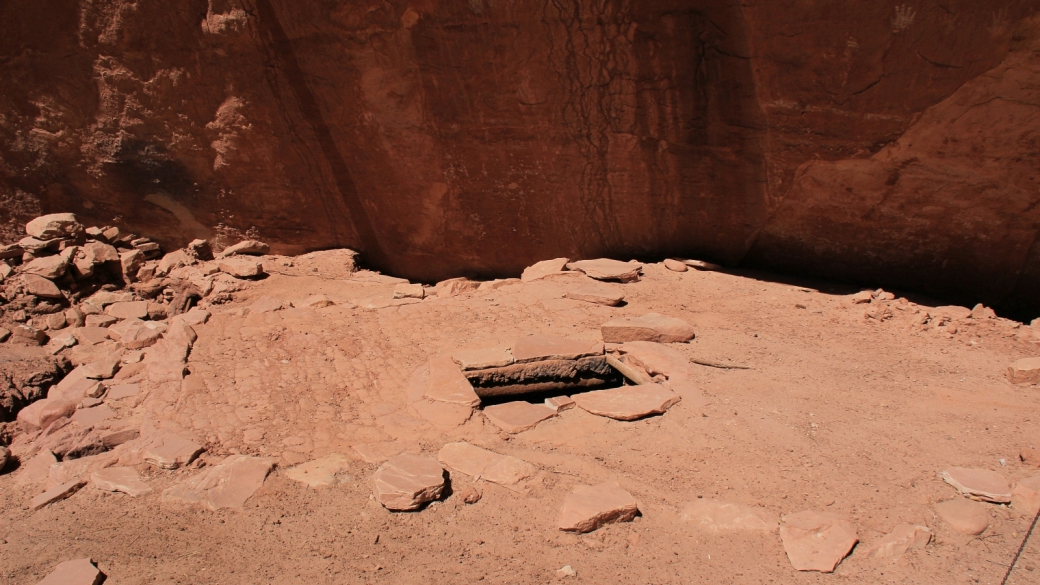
[143,433,204,469]
[942,467,1011,503]
[373,455,445,511]
[437,442,536,486]
[565,259,642,283]
[162,455,275,510]
[564,282,625,306]
[558,481,639,533]
[424,356,480,407]
[601,313,695,343]
[779,511,858,572]
[36,558,103,585]
[521,258,569,282]
[572,384,680,421]
[512,334,603,363]
[31,479,86,510]
[1011,475,1040,516]
[934,499,989,535]
[482,401,557,433]
[452,347,513,370]
[91,466,152,497]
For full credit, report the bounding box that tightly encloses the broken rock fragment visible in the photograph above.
[1007,357,1040,384]
[22,274,63,299]
[143,433,204,469]
[106,300,149,320]
[218,257,264,278]
[941,467,1011,503]
[934,498,989,534]
[424,356,480,407]
[373,455,446,511]
[482,401,557,433]
[779,511,858,572]
[452,347,513,370]
[26,213,83,240]
[520,257,569,282]
[558,481,639,532]
[437,442,536,486]
[285,454,351,488]
[393,283,425,299]
[512,334,603,363]
[219,240,270,257]
[21,254,68,279]
[31,479,86,510]
[601,313,695,343]
[36,558,103,585]
[565,259,642,283]
[869,524,931,559]
[91,466,152,497]
[572,384,680,421]
[680,499,776,533]
[663,258,688,272]
[163,455,276,510]
[1011,475,1040,516]
[564,282,625,306]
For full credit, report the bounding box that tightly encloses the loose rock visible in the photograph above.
[779,511,858,572]
[373,455,446,511]
[564,282,625,306]
[934,498,989,535]
[35,558,103,585]
[219,240,270,257]
[512,334,603,363]
[393,283,425,299]
[1021,447,1040,467]
[601,313,695,343]
[218,257,264,278]
[452,347,514,370]
[869,524,931,559]
[459,485,482,504]
[663,258,688,272]
[1008,357,1040,384]
[143,433,204,469]
[1011,474,1040,516]
[424,356,481,407]
[483,401,558,433]
[91,466,153,497]
[31,479,86,510]
[285,454,351,488]
[941,467,1011,503]
[680,499,776,533]
[558,481,639,532]
[106,300,149,320]
[565,259,642,283]
[26,213,82,240]
[545,396,575,412]
[572,384,680,421]
[21,254,68,279]
[521,258,569,282]
[22,274,63,299]
[162,455,275,510]
[437,442,536,486]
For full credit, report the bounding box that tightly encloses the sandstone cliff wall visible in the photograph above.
[2,1,1039,314]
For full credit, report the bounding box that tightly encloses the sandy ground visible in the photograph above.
[3,260,1040,584]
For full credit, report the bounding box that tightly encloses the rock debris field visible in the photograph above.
[3,214,1040,583]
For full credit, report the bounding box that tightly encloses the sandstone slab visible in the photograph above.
[452,347,513,370]
[17,398,76,431]
[220,240,270,257]
[617,341,693,379]
[285,454,351,488]
[143,433,204,469]
[424,356,480,407]
[483,401,558,433]
[373,455,445,511]
[521,258,569,282]
[21,254,68,279]
[1008,357,1040,384]
[869,524,931,559]
[566,259,642,282]
[564,282,625,306]
[218,257,264,278]
[73,327,111,346]
[23,274,63,299]
[413,398,473,429]
[31,479,86,510]
[683,259,723,271]
[942,467,1011,503]
[663,258,688,272]
[91,466,152,497]
[512,334,603,363]
[438,442,536,486]
[602,313,695,343]
[119,326,163,349]
[558,481,639,532]
[1011,474,1040,516]
[545,396,575,412]
[163,455,275,510]
[84,314,118,328]
[36,558,103,585]
[71,405,116,427]
[106,300,149,320]
[393,283,425,299]
[572,384,680,421]
[106,383,141,400]
[680,499,776,533]
[934,498,989,535]
[779,511,858,572]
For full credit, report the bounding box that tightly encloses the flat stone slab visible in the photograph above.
[373,455,445,511]
[521,258,569,282]
[558,481,639,533]
[618,341,692,379]
[413,398,473,430]
[106,383,141,400]
[70,405,115,427]
[452,347,513,370]
[218,257,264,278]
[572,384,680,421]
[393,283,425,299]
[601,313,695,343]
[565,259,642,282]
[934,498,989,535]
[942,467,1011,503]
[424,356,480,407]
[483,401,557,433]
[1008,357,1040,384]
[680,499,776,533]
[143,433,204,469]
[17,398,76,431]
[564,282,625,306]
[285,454,351,488]
[22,254,68,279]
[545,396,575,412]
[351,441,412,464]
[162,455,275,510]
[779,511,858,572]
[31,479,86,510]
[73,327,112,346]
[663,258,688,272]
[23,274,63,299]
[106,300,149,320]
[437,442,536,486]
[36,558,103,585]
[1012,475,1040,516]
[91,466,152,497]
[512,334,603,363]
[868,524,931,559]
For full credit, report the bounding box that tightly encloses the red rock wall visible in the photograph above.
[2,1,1039,313]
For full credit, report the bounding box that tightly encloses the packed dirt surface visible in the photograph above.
[4,245,1040,584]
